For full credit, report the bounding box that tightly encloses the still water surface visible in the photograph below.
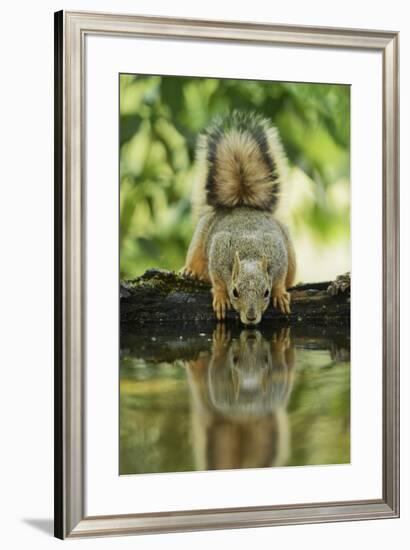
[120,324,350,475]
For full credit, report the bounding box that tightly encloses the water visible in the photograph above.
[120,324,350,475]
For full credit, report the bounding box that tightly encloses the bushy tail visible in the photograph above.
[193,111,287,215]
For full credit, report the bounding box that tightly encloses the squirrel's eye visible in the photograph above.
[232,288,239,299]
[264,289,270,298]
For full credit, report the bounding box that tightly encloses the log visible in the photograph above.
[120,269,350,327]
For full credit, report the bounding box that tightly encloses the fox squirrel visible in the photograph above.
[186,325,294,469]
[182,111,296,325]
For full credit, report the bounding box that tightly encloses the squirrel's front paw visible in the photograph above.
[272,289,291,315]
[212,293,231,321]
[180,265,207,281]
[180,265,196,278]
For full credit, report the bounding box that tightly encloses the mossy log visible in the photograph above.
[120,269,350,327]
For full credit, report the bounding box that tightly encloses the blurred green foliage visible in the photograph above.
[120,74,350,280]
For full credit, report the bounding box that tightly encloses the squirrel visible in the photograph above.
[185,325,294,469]
[182,111,296,325]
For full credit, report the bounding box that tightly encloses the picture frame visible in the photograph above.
[54,10,400,539]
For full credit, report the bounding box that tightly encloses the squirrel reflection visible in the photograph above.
[185,326,295,471]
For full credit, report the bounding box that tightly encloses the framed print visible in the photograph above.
[54,11,399,539]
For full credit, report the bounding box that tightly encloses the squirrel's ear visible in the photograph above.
[261,255,268,274]
[232,251,241,279]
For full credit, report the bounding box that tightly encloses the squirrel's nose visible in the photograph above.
[246,314,257,322]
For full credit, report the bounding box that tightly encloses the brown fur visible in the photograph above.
[185,326,295,470]
[213,130,276,209]
[182,112,296,323]
[192,112,287,217]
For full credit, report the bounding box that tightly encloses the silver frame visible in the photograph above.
[54,10,400,539]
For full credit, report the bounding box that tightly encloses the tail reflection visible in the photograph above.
[186,326,295,471]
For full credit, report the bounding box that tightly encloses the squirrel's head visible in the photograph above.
[229,252,271,325]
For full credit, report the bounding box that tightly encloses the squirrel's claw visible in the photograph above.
[181,265,208,282]
[213,295,230,321]
[180,266,194,278]
[272,290,291,315]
